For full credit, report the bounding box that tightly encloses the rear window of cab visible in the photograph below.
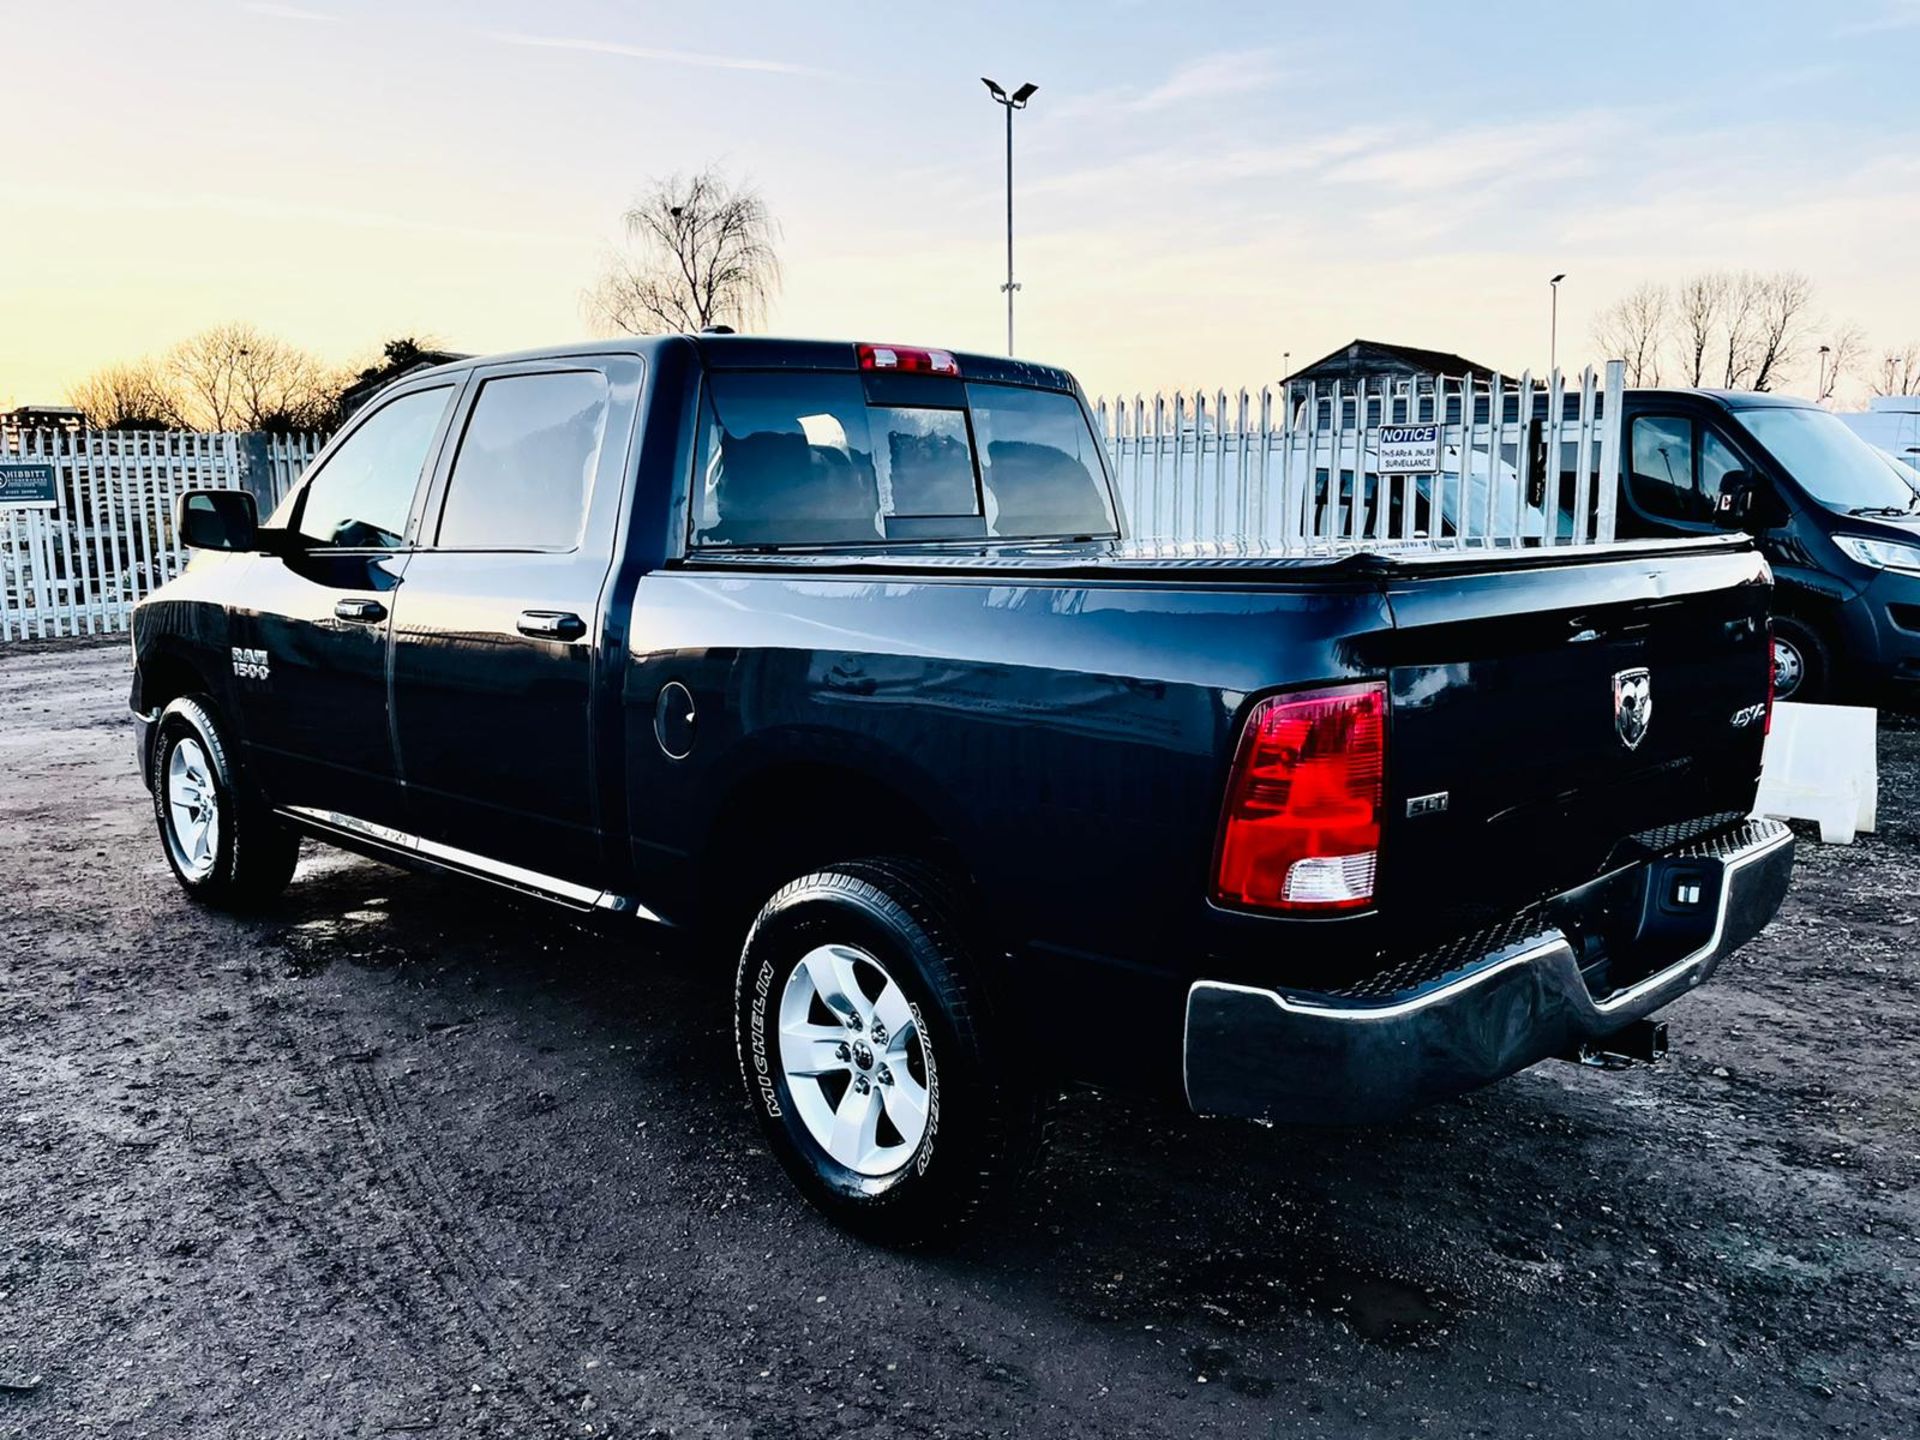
[690,371,1117,549]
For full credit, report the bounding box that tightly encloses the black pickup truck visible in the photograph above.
[131,336,1793,1239]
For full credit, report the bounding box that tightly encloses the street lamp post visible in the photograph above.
[982,77,1037,356]
[1817,344,1833,402]
[1549,273,1566,373]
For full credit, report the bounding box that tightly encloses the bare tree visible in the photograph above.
[167,322,337,432]
[67,359,185,430]
[1674,269,1811,390]
[1718,272,1766,389]
[585,168,781,336]
[1611,269,1837,394]
[1747,271,1814,392]
[1593,282,1669,385]
[1875,344,1920,397]
[1674,273,1727,386]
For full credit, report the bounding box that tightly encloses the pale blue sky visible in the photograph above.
[3,0,1916,405]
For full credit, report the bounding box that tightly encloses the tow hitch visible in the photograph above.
[1564,1018,1669,1070]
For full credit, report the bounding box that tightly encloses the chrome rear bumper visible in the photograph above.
[1184,818,1794,1125]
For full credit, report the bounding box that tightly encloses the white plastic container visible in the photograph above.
[1754,702,1879,844]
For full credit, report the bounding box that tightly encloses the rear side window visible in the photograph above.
[437,370,610,549]
[966,382,1115,539]
[692,371,1114,548]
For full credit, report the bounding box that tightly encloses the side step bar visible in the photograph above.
[279,805,665,923]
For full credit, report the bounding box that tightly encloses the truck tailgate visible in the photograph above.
[1371,542,1773,932]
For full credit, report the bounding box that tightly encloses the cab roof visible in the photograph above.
[1627,387,1817,410]
[405,334,1081,393]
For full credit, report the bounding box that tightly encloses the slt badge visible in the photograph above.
[1612,667,1652,751]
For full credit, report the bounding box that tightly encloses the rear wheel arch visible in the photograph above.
[697,760,978,938]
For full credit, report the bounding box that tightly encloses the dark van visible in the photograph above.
[1615,390,1920,702]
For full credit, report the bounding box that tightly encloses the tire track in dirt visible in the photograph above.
[335,1063,591,1430]
[235,1008,586,1439]
[241,1141,569,1438]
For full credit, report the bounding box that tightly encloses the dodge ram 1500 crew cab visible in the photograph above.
[131,336,1793,1239]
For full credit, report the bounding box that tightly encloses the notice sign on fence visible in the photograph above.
[1376,424,1441,474]
[0,462,57,508]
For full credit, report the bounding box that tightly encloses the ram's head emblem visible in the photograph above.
[1613,667,1652,752]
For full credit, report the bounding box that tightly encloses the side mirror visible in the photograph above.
[1713,472,1754,527]
[177,488,259,552]
[1714,471,1785,531]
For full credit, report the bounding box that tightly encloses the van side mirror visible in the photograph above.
[177,488,259,552]
[1714,472,1784,531]
[1713,473,1753,526]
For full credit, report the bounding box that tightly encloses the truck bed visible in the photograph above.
[634,530,1771,1092]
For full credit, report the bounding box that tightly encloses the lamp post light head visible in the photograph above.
[1550,272,1566,287]
[982,77,1037,109]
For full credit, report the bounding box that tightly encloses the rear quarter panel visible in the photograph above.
[621,568,1393,1087]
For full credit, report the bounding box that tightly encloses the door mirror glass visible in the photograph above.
[177,488,258,552]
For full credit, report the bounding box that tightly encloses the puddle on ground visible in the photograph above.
[275,901,409,975]
[1307,1270,1447,1342]
[1073,1239,1454,1352]
[1175,1273,1446,1394]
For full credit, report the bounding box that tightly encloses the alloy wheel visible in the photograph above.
[777,943,932,1177]
[165,737,220,880]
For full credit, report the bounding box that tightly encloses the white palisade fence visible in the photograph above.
[1094,360,1625,552]
[0,428,325,641]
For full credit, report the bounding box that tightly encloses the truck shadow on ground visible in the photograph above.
[256,846,1696,1369]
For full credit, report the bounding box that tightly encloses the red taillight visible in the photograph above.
[1213,682,1386,914]
[857,342,959,376]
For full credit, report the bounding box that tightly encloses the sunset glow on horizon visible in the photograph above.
[4,0,1917,411]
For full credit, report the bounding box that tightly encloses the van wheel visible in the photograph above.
[151,695,300,908]
[1771,617,1829,703]
[733,858,1046,1244]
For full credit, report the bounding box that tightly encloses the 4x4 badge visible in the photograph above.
[1613,667,1652,751]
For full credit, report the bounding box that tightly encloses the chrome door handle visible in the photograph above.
[516,610,586,641]
[333,597,387,623]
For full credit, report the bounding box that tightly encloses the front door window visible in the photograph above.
[296,386,453,548]
[1628,415,1700,522]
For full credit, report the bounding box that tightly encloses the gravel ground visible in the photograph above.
[1,640,1915,1439]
